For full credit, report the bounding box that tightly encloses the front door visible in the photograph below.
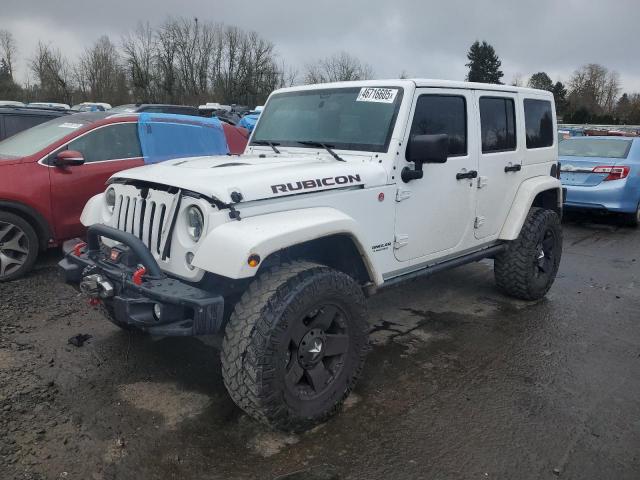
[394,89,479,262]
[474,92,522,239]
[48,122,143,240]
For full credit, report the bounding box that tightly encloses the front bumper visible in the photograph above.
[59,224,224,336]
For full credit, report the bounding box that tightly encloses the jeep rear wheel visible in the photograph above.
[0,212,38,282]
[221,261,369,431]
[494,207,562,300]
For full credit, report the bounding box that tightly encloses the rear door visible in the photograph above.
[474,92,522,239]
[48,122,143,239]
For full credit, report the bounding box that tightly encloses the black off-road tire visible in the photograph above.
[0,211,39,282]
[221,261,369,431]
[494,207,562,300]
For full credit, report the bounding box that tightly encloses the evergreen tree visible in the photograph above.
[528,72,554,91]
[465,41,503,84]
[551,81,568,117]
[0,58,21,99]
[616,93,631,122]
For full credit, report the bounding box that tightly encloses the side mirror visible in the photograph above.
[54,150,85,167]
[407,134,449,164]
[402,134,449,183]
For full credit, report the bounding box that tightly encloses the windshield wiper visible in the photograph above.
[251,140,280,154]
[297,141,345,162]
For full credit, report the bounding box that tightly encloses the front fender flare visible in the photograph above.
[499,176,562,240]
[192,207,382,283]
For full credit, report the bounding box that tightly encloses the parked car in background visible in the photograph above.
[72,102,112,112]
[0,105,72,142]
[0,101,25,107]
[110,103,199,116]
[27,102,71,110]
[0,112,248,280]
[237,105,263,131]
[560,136,640,225]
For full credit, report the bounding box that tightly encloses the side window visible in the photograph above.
[67,123,142,162]
[408,95,467,157]
[4,115,51,138]
[524,99,553,149]
[479,97,516,153]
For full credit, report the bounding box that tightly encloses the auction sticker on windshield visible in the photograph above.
[58,123,84,129]
[356,88,398,103]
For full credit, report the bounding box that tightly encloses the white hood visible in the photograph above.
[111,153,388,203]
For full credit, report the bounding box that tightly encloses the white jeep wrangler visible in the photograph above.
[60,79,563,430]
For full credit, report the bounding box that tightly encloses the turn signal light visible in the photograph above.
[247,254,261,268]
[593,165,630,181]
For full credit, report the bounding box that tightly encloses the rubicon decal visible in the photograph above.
[271,174,362,194]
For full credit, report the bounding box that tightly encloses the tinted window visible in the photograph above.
[3,115,53,139]
[524,99,553,148]
[67,123,141,162]
[559,138,632,159]
[408,95,467,157]
[479,97,516,153]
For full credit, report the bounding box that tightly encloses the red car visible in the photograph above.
[0,112,248,281]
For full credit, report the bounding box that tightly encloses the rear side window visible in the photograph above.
[479,97,516,153]
[524,99,554,148]
[4,114,52,139]
[409,95,467,157]
[67,123,142,162]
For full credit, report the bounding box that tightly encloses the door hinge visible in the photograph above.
[474,216,485,229]
[394,234,409,249]
[396,188,412,202]
[477,176,489,189]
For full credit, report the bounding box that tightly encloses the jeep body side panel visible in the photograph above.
[499,176,562,240]
[191,207,383,284]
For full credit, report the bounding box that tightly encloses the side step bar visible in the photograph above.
[379,244,507,290]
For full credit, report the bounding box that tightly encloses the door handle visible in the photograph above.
[504,164,522,173]
[456,170,478,180]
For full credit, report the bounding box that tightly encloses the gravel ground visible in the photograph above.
[0,214,639,480]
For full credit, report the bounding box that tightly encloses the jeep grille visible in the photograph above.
[112,192,170,256]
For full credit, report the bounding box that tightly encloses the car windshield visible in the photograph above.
[251,87,403,152]
[559,138,632,159]
[0,116,91,158]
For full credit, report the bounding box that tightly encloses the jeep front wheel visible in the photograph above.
[0,211,39,282]
[494,207,562,300]
[221,261,369,431]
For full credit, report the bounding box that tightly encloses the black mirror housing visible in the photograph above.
[407,134,449,164]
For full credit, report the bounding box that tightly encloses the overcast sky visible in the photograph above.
[3,0,640,91]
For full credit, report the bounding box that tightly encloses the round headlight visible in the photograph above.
[186,206,204,242]
[105,187,116,214]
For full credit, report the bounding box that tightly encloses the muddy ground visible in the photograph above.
[1,215,639,480]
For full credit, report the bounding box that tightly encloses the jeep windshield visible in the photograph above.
[251,87,403,153]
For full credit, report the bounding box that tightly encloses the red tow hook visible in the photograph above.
[132,266,147,286]
[73,241,87,256]
[88,297,101,306]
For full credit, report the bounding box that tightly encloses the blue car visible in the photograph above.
[560,136,640,226]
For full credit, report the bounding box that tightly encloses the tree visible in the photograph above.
[29,42,73,104]
[510,73,524,87]
[122,22,158,102]
[75,36,128,105]
[567,63,620,116]
[304,51,374,84]
[552,81,568,117]
[528,72,553,91]
[465,41,503,84]
[0,30,17,79]
[0,58,21,98]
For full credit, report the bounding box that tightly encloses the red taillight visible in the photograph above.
[592,165,630,181]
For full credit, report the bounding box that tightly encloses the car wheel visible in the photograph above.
[623,203,640,227]
[0,211,39,282]
[221,261,369,431]
[494,207,563,300]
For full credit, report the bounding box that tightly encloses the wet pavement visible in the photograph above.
[0,215,639,479]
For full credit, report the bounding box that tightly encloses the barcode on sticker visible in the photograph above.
[356,88,398,103]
